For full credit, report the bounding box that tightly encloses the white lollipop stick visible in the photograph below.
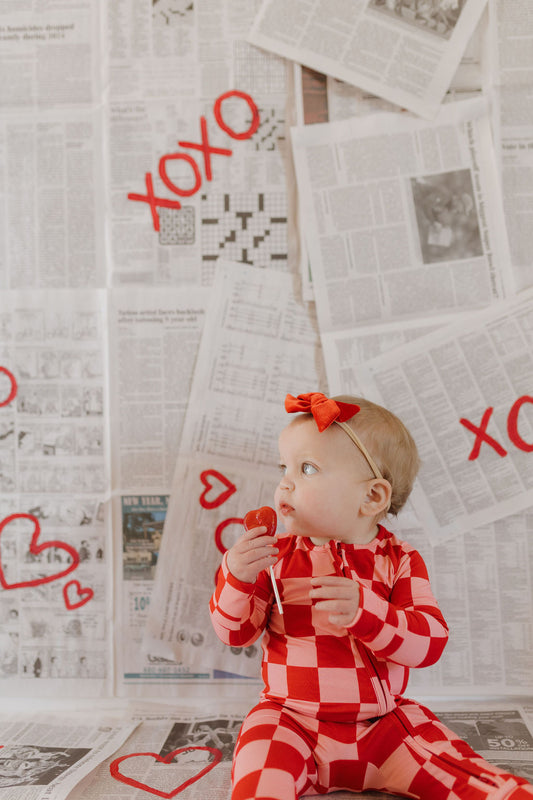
[270,565,283,615]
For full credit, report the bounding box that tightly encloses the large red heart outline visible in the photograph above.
[63,579,94,610]
[110,746,222,798]
[199,469,236,509]
[0,513,79,590]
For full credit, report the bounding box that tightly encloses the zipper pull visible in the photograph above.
[329,540,345,577]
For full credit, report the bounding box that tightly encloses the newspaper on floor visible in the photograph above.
[490,0,533,295]
[66,708,241,800]
[290,97,514,336]
[0,290,111,695]
[107,287,211,695]
[248,0,487,120]
[142,261,325,685]
[0,712,137,798]
[352,287,533,543]
[66,701,533,799]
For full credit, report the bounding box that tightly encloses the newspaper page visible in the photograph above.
[67,708,242,800]
[351,287,533,543]
[66,702,533,799]
[490,0,533,294]
[107,287,211,694]
[321,318,451,392]
[292,23,486,301]
[107,0,292,286]
[0,290,112,696]
[0,108,105,289]
[291,98,514,336]
[395,508,533,694]
[296,8,486,125]
[434,707,533,784]
[143,260,325,685]
[0,712,136,798]
[248,0,487,119]
[0,1,100,110]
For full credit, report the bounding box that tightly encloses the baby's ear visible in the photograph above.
[361,479,392,518]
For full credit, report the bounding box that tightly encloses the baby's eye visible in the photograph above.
[278,463,287,476]
[302,462,317,475]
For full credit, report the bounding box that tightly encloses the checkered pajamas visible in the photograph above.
[231,699,533,799]
[210,526,533,798]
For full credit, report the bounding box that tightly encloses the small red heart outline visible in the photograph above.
[110,746,222,798]
[0,514,79,590]
[63,579,94,610]
[199,469,236,509]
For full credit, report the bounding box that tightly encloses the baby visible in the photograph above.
[210,392,533,799]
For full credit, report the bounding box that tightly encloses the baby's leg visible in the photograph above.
[364,698,533,799]
[231,701,318,800]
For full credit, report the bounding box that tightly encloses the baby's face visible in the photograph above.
[274,417,375,545]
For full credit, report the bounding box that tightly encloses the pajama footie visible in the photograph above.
[231,699,533,800]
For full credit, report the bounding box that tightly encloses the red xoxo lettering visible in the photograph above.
[128,90,260,231]
[460,395,533,460]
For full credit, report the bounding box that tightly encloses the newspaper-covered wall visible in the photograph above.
[490,0,533,295]
[0,0,531,731]
[142,261,325,687]
[249,0,488,118]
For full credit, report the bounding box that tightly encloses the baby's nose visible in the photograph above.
[279,473,294,490]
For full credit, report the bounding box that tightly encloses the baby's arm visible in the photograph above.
[310,550,448,668]
[209,526,277,647]
[349,550,449,668]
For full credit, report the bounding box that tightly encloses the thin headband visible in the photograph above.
[284,392,384,481]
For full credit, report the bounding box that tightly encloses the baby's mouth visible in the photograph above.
[279,502,294,515]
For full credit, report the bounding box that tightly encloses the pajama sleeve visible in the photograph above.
[348,548,449,668]
[209,552,273,647]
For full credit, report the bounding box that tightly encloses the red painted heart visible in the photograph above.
[63,579,94,610]
[199,469,236,509]
[0,514,79,590]
[214,517,244,555]
[110,747,222,798]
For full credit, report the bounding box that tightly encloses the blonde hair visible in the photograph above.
[333,394,420,516]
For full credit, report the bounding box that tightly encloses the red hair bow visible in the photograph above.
[285,392,360,432]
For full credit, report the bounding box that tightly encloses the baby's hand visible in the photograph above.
[226,525,278,584]
[309,576,360,627]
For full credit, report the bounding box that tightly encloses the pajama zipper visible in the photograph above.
[331,541,390,717]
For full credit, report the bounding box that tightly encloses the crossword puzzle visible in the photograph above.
[252,107,285,151]
[158,206,195,245]
[201,193,288,272]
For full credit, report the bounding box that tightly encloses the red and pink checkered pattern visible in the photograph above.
[230,699,533,799]
[210,525,449,722]
[210,526,533,798]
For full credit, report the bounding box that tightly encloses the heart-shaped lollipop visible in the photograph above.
[243,506,282,615]
[243,506,277,537]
